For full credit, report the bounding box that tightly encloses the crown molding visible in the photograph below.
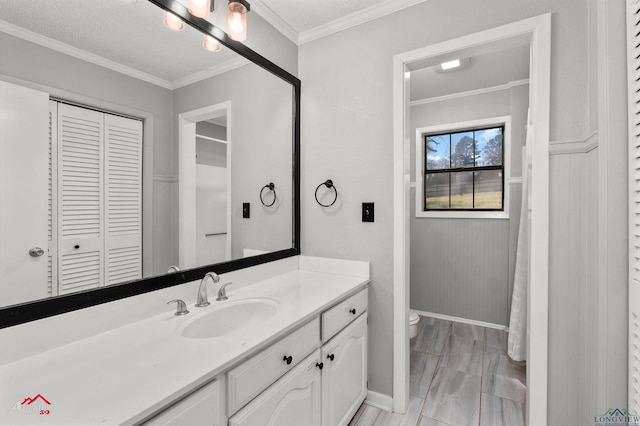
[298,0,429,45]
[410,79,529,107]
[0,19,251,91]
[0,20,173,90]
[250,0,299,44]
[171,56,250,89]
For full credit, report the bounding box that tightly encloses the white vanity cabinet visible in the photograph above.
[146,287,368,426]
[142,376,225,426]
[321,313,368,426]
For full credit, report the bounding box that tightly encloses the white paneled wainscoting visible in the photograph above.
[548,133,599,426]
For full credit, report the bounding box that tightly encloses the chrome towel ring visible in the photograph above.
[315,179,338,207]
[260,182,276,207]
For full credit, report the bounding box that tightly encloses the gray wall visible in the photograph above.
[409,85,528,325]
[173,64,294,258]
[298,0,628,421]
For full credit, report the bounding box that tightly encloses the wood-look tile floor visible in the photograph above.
[348,316,526,426]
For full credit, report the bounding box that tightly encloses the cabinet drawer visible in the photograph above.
[322,288,368,342]
[227,317,320,415]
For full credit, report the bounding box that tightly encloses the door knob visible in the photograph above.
[29,247,44,257]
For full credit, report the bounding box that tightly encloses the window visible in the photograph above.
[415,117,510,219]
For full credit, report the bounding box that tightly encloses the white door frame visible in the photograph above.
[392,14,551,424]
[179,102,232,269]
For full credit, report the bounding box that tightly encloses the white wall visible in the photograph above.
[409,86,528,325]
[298,0,625,419]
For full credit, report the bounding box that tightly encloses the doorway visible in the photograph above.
[179,102,232,270]
[392,14,551,424]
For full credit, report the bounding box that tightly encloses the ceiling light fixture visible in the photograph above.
[188,0,213,19]
[227,0,250,42]
[440,59,461,70]
[203,35,221,52]
[435,58,471,73]
[163,10,185,31]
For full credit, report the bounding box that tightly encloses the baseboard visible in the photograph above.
[365,390,394,412]
[412,309,508,331]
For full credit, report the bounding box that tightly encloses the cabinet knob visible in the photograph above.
[283,355,293,365]
[350,308,356,315]
[74,244,80,249]
[327,354,335,361]
[316,362,324,370]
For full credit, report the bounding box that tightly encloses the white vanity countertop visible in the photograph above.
[0,268,369,425]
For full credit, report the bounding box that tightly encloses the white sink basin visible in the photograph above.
[179,298,279,339]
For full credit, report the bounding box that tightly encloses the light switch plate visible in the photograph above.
[362,202,374,222]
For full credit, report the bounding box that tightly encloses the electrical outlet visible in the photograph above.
[362,202,374,222]
[243,202,250,218]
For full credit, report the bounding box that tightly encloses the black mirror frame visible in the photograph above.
[0,0,301,329]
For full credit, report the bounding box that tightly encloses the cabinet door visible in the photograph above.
[229,351,322,426]
[143,378,224,426]
[321,313,368,426]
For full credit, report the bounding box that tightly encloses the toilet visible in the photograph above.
[409,311,420,339]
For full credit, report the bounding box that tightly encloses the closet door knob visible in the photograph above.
[327,354,335,361]
[283,355,293,365]
[349,308,356,315]
[29,247,45,257]
[316,362,324,370]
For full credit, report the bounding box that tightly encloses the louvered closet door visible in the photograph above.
[57,103,104,294]
[628,0,640,414]
[104,114,142,285]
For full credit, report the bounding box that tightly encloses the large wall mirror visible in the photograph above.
[0,0,300,327]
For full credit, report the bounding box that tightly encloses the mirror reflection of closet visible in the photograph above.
[195,117,230,265]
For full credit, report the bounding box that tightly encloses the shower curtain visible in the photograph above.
[507,110,532,362]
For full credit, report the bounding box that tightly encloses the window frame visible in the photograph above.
[415,116,511,219]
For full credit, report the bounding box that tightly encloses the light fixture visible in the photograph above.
[435,57,471,73]
[163,10,185,31]
[188,0,212,19]
[203,35,221,52]
[227,0,250,42]
[440,59,461,70]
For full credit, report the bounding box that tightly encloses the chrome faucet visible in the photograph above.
[195,272,220,307]
[216,282,233,301]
